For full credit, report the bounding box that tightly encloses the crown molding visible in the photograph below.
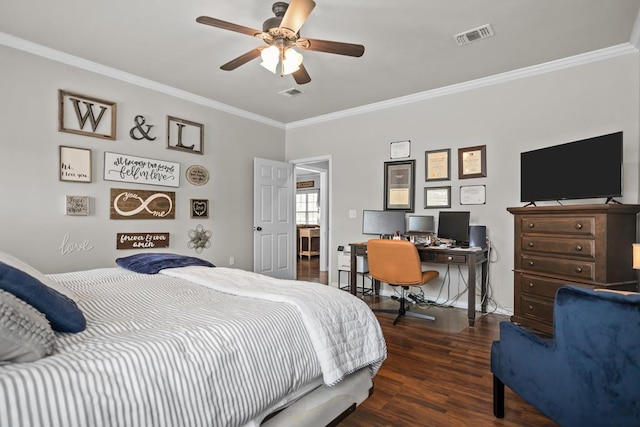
[0,32,285,129]
[286,43,639,129]
[2,32,637,131]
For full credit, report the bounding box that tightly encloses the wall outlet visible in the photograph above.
[229,256,235,266]
[348,209,357,219]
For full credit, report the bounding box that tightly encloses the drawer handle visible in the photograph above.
[575,245,583,251]
[527,242,534,248]
[528,282,534,288]
[447,256,453,261]
[575,223,583,230]
[528,305,534,311]
[575,267,583,273]
[527,223,535,228]
[528,261,534,267]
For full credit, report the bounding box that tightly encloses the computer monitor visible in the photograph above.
[362,210,406,237]
[437,211,470,246]
[406,215,435,234]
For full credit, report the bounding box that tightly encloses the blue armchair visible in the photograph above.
[491,286,640,427]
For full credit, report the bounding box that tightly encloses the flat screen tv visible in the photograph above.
[362,210,405,237]
[437,211,470,247]
[520,132,623,203]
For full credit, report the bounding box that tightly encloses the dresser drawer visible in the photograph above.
[520,216,595,236]
[518,274,565,298]
[518,295,554,324]
[521,254,595,281]
[520,236,595,259]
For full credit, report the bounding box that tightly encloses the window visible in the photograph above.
[296,190,320,225]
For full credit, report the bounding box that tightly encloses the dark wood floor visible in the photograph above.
[296,257,557,427]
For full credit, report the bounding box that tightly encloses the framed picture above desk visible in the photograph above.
[349,242,488,327]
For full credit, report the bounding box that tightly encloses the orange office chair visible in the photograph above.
[367,239,439,325]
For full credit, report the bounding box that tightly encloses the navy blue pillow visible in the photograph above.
[116,253,215,274]
[0,261,86,333]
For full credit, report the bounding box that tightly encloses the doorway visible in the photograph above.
[293,156,331,284]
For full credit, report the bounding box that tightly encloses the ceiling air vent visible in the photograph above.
[454,24,494,46]
[279,88,304,97]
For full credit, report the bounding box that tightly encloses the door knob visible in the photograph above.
[254,226,262,231]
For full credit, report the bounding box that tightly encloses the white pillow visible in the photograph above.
[0,252,79,303]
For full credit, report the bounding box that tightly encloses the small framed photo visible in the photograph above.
[60,146,92,182]
[458,145,487,179]
[390,140,411,159]
[384,160,415,211]
[425,149,450,181]
[190,199,209,218]
[424,186,451,209]
[167,116,204,154]
[460,185,486,205]
[65,195,90,216]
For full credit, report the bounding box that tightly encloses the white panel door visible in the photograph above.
[253,158,295,279]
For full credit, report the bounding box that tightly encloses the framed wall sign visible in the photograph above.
[384,160,415,211]
[116,232,170,249]
[185,165,209,186]
[58,90,116,140]
[424,186,451,209]
[103,152,180,188]
[65,195,90,216]
[190,199,209,218]
[167,116,204,154]
[425,149,450,181]
[460,185,486,205]
[458,145,487,179]
[110,188,175,220]
[390,140,411,159]
[60,146,92,182]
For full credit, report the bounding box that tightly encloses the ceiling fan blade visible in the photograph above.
[220,48,263,71]
[292,64,311,85]
[196,16,262,37]
[280,0,316,33]
[299,38,365,57]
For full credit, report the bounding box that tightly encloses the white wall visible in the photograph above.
[0,45,286,273]
[285,53,640,313]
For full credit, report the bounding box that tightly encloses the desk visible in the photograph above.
[349,242,488,327]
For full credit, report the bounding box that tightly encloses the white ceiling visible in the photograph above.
[2,0,640,126]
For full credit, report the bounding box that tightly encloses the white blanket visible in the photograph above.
[162,267,387,385]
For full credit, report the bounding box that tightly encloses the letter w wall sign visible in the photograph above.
[58,90,116,140]
[110,188,176,220]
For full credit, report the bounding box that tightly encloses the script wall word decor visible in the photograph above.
[185,165,209,186]
[104,152,180,188]
[129,115,157,141]
[167,116,204,154]
[188,224,211,254]
[110,188,176,220]
[190,199,209,218]
[58,90,116,140]
[59,233,94,255]
[65,195,90,216]
[59,146,92,182]
[116,232,170,249]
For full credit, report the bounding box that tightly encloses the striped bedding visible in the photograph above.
[0,267,386,427]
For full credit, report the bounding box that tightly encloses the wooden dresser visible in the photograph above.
[507,204,640,335]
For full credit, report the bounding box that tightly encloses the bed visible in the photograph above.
[0,253,387,427]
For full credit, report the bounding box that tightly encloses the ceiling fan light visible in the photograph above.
[282,48,303,75]
[260,46,279,73]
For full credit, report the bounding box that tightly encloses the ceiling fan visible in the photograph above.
[196,0,365,85]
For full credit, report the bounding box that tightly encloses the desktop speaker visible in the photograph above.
[469,225,487,248]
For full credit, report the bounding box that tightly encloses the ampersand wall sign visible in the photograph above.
[129,115,157,141]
